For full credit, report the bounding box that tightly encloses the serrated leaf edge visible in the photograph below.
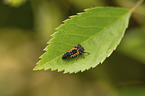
[34,7,131,74]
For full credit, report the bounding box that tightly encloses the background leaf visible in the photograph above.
[118,86,145,96]
[4,0,27,7]
[118,27,145,64]
[34,7,131,73]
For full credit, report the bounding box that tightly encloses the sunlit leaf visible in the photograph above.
[4,0,27,7]
[34,7,131,73]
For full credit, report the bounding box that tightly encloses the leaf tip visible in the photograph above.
[33,66,39,71]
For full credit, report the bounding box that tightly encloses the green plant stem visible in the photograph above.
[131,0,144,12]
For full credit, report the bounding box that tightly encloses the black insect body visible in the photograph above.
[62,44,89,59]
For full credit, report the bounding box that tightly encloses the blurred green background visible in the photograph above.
[0,0,145,96]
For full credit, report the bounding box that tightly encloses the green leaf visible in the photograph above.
[118,28,145,64]
[118,86,145,96]
[4,0,27,7]
[34,7,131,73]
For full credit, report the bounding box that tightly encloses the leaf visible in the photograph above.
[34,7,131,73]
[118,28,145,64]
[4,0,27,7]
[118,86,145,96]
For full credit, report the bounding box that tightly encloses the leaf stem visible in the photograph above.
[131,0,144,12]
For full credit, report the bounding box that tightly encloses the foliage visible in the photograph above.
[34,7,131,73]
[1,0,145,96]
[118,28,145,63]
[4,0,27,7]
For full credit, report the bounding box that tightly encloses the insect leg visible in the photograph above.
[83,51,90,54]
[82,54,85,58]
[76,55,79,60]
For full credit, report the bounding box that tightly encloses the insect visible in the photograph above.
[62,44,89,59]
